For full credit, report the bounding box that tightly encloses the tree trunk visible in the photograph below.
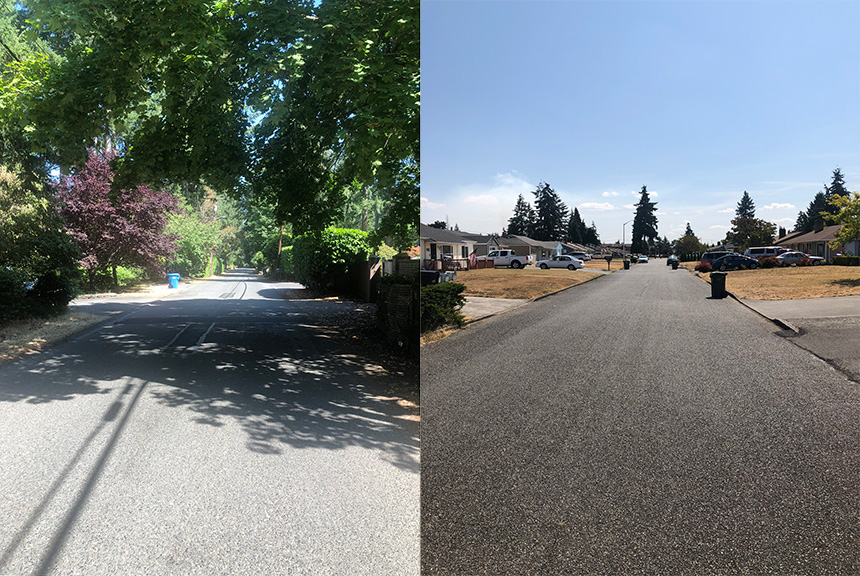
[112,265,118,289]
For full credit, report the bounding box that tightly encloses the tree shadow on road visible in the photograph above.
[0,299,419,473]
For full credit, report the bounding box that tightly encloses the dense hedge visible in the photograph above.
[833,255,859,266]
[421,282,466,332]
[291,228,371,291]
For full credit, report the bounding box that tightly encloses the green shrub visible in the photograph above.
[279,246,294,278]
[251,251,268,272]
[0,268,29,324]
[292,228,371,291]
[421,282,466,332]
[114,266,145,287]
[833,255,859,266]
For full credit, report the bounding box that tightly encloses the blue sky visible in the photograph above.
[420,0,860,245]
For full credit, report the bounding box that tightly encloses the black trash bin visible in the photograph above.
[671,261,679,270]
[710,271,727,298]
[623,260,630,270]
[420,270,440,286]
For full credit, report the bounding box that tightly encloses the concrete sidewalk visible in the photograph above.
[461,296,529,323]
[739,295,860,322]
[739,295,860,383]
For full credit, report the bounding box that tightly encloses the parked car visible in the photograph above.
[744,246,789,259]
[476,249,534,269]
[776,251,825,266]
[638,255,648,263]
[666,255,679,266]
[711,254,759,271]
[701,251,732,266]
[568,252,592,261]
[535,255,584,270]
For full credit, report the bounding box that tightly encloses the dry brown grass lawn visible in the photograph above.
[583,259,626,271]
[454,267,602,300]
[683,263,860,300]
[0,311,105,365]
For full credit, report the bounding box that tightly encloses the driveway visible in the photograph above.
[0,269,419,575]
[741,295,860,382]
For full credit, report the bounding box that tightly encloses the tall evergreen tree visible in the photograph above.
[631,186,658,253]
[736,191,755,219]
[507,194,535,236]
[531,181,567,241]
[684,222,695,236]
[566,207,585,243]
[795,168,849,233]
[583,221,600,246]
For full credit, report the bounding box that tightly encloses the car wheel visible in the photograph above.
[568,264,575,270]
[719,264,727,271]
[751,263,757,269]
[540,263,548,269]
[511,260,522,269]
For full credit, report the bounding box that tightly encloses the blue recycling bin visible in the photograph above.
[167,273,180,289]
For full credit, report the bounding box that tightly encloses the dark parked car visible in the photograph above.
[711,254,759,271]
[666,255,679,266]
[701,251,732,266]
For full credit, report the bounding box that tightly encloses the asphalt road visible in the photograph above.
[422,262,859,575]
[0,269,419,576]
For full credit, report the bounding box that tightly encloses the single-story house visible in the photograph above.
[498,235,561,261]
[560,242,591,255]
[776,223,858,260]
[419,223,478,267]
[456,232,502,256]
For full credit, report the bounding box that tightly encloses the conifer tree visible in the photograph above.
[631,186,658,253]
[531,181,567,241]
[507,194,535,236]
[736,191,755,219]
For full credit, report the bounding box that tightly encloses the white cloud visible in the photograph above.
[602,191,619,197]
[717,208,734,214]
[579,202,616,212]
[421,197,445,210]
[463,194,501,206]
[709,224,729,230]
[772,217,796,224]
[763,202,795,210]
[622,204,636,210]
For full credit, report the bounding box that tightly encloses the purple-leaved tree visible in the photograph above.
[55,150,178,288]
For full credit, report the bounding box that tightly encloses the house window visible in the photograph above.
[462,246,469,259]
[442,246,453,256]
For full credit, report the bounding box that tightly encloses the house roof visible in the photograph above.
[560,242,590,252]
[501,234,553,247]
[419,223,477,244]
[776,224,843,246]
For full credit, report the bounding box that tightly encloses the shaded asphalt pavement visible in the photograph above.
[1,270,419,576]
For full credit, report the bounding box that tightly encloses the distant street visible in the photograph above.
[422,262,859,575]
[0,269,419,576]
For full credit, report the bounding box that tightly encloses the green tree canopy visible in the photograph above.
[736,191,755,219]
[531,181,567,241]
[725,217,776,251]
[824,191,860,250]
[631,186,658,253]
[507,194,534,237]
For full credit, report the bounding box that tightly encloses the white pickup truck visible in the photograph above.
[477,249,534,269]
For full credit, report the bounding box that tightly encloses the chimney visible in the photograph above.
[814,219,824,233]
